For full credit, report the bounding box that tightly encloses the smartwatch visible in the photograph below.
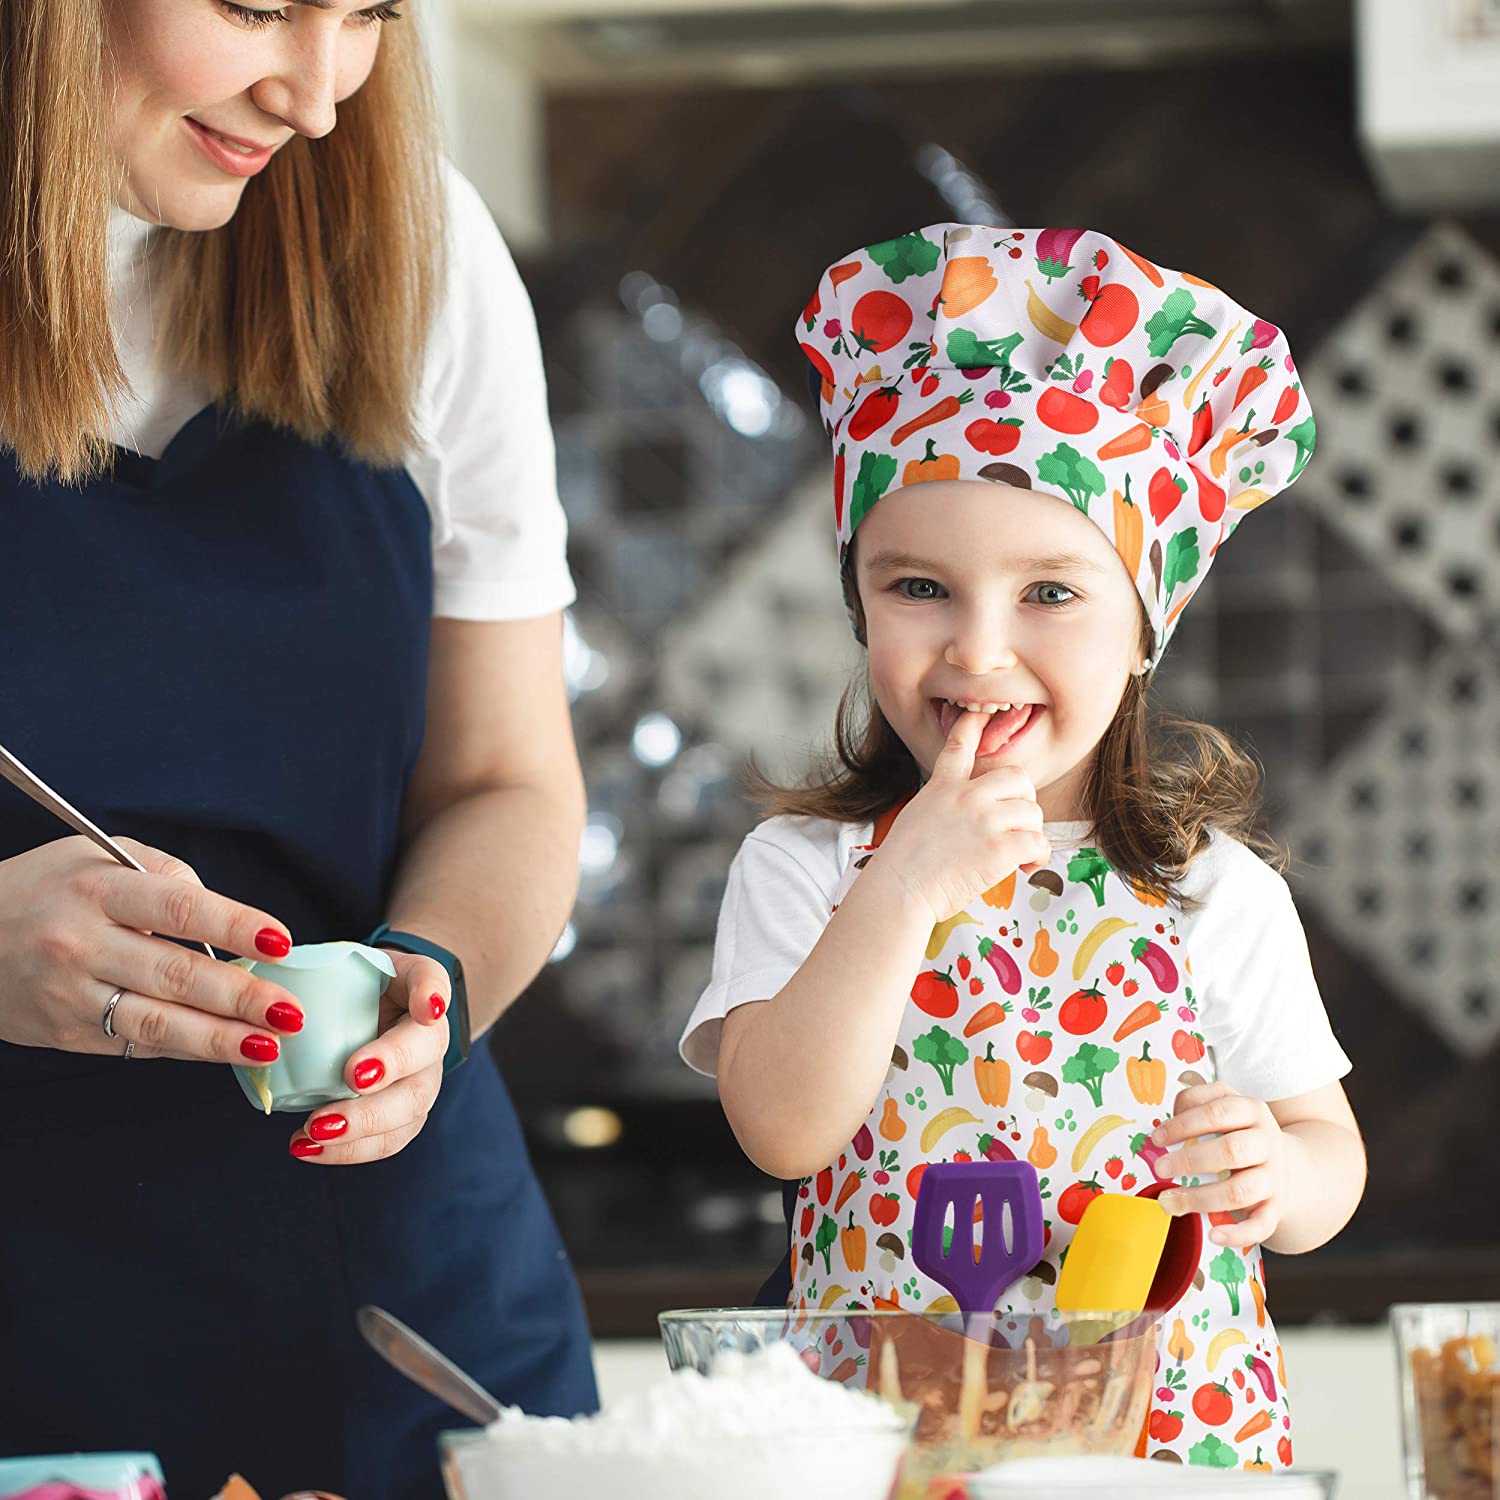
[365,923,471,1074]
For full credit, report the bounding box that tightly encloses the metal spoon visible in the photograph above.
[356,1305,504,1427]
[0,739,217,959]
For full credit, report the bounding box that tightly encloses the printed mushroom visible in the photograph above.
[891,1044,909,1071]
[1023,1070,1059,1112]
[1019,1258,1057,1300]
[1029,869,1065,910]
[876,1232,905,1272]
[1178,1069,1207,1088]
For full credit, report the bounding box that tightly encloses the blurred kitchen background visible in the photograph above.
[420,0,1500,1337]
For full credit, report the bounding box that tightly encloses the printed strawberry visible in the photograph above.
[1120,1172,1137,1190]
[957,955,972,980]
[1080,273,1101,301]
[969,978,984,996]
[816,1167,834,1205]
[1105,960,1125,986]
[1123,978,1139,997]
[1104,1155,1124,1180]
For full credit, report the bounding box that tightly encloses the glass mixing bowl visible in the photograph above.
[660,1306,1160,1499]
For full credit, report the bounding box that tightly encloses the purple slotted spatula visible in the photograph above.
[912,1161,1046,1315]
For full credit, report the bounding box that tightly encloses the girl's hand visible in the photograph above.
[0,836,303,1062]
[1152,1081,1288,1249]
[877,708,1051,925]
[288,949,451,1164]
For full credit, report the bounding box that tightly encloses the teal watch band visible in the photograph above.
[365,923,471,1073]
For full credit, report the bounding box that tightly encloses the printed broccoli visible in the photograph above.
[1209,1247,1245,1317]
[815,1214,839,1276]
[1189,1434,1238,1469]
[945,327,1024,370]
[1036,442,1106,515]
[849,452,897,532]
[1144,289,1218,358]
[912,1025,969,1097]
[1285,414,1317,482]
[1163,530,1201,603]
[1066,847,1112,906]
[867,231,942,285]
[1060,1042,1120,1109]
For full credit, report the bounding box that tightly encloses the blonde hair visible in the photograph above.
[0,1,444,485]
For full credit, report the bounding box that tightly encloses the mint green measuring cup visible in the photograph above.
[231,941,395,1114]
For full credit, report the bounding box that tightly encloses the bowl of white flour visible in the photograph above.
[438,1342,910,1500]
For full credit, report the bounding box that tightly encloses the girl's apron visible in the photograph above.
[786,805,1292,1471]
[0,408,597,1500]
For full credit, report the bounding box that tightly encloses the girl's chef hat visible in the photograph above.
[798,225,1316,667]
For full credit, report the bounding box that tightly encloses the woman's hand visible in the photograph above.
[0,836,303,1062]
[288,949,451,1163]
[1152,1082,1289,1249]
[876,707,1051,925]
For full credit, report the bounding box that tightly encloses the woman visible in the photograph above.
[0,3,596,1496]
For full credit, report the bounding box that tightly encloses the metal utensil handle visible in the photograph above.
[0,741,218,960]
[356,1305,503,1427]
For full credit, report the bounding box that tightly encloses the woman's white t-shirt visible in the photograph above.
[681,815,1352,1105]
[106,162,574,623]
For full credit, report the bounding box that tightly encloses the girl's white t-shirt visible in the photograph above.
[680,815,1353,1104]
[105,162,574,623]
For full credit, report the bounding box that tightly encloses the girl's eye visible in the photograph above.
[894,577,945,601]
[1032,582,1077,606]
[354,4,403,22]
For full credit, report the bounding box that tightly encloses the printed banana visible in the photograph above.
[1072,917,1136,980]
[926,911,980,960]
[921,1106,982,1153]
[1071,1113,1132,1174]
[819,1283,853,1310]
[1207,1327,1248,1371]
[1229,487,1274,510]
[1024,279,1077,344]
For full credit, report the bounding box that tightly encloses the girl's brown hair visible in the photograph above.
[0,2,443,485]
[748,545,1285,906]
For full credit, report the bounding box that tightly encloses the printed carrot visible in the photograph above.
[963,1001,1010,1038]
[1113,475,1144,580]
[1134,390,1172,428]
[890,388,974,445]
[833,1169,866,1214]
[1113,997,1166,1043]
[1234,1410,1275,1444]
[1232,357,1275,412]
[1098,422,1154,460]
[1118,242,1166,287]
[829,260,862,289]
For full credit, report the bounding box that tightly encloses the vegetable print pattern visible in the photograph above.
[789,816,1294,1471]
[798,225,1316,669]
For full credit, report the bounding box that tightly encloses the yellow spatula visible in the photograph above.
[1055,1193,1170,1343]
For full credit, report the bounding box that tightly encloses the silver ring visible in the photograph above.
[102,988,125,1040]
[122,1039,136,1060]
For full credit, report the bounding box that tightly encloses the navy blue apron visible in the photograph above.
[0,407,598,1500]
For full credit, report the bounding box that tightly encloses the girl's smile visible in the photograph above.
[855,478,1148,820]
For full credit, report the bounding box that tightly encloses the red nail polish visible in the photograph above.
[266,1001,304,1034]
[309,1113,348,1141]
[255,928,291,958]
[430,993,446,1020]
[353,1057,384,1090]
[290,1138,323,1158]
[241,1034,279,1063]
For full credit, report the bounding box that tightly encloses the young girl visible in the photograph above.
[680,225,1366,1469]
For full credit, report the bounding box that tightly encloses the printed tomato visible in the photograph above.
[912,967,959,1019]
[851,290,913,354]
[1192,1381,1234,1427]
[1057,1175,1104,1225]
[1059,982,1108,1036]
